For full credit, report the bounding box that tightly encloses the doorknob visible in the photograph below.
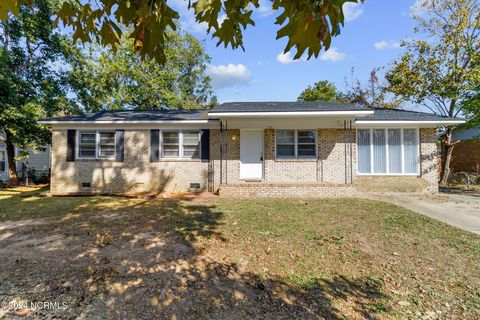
[260,156,263,161]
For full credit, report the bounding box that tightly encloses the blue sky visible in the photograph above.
[170,0,422,103]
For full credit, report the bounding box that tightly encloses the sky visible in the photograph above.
[170,0,424,103]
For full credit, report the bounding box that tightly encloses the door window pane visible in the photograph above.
[372,129,387,173]
[357,129,371,173]
[404,129,418,174]
[99,132,116,158]
[388,129,402,173]
[79,133,96,158]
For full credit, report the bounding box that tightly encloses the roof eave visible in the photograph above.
[38,119,218,125]
[207,110,374,117]
[355,119,466,127]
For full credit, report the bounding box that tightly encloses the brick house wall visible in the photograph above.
[420,128,439,192]
[449,139,480,174]
[262,129,355,184]
[51,129,210,194]
[49,127,439,195]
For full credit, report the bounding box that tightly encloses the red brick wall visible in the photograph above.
[450,140,480,174]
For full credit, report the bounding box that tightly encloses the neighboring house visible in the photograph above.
[39,102,464,196]
[0,132,51,182]
[449,126,480,174]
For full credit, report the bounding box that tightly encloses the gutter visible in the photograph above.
[207,110,374,117]
[38,119,219,125]
[355,120,466,125]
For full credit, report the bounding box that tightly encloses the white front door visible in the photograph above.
[240,130,263,180]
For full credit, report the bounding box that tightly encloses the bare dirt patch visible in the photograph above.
[1,189,479,319]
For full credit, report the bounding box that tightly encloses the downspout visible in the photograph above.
[225,121,228,185]
[219,121,223,185]
[344,121,347,185]
[350,120,353,184]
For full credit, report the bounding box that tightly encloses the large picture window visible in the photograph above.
[161,130,200,159]
[276,130,316,159]
[357,128,419,175]
[78,131,116,159]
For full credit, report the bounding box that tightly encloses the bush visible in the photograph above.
[448,172,479,186]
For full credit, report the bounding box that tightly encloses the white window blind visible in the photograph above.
[357,128,419,175]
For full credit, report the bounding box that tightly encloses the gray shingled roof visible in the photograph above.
[453,126,480,141]
[42,110,209,122]
[357,108,464,122]
[209,101,369,113]
[40,104,465,123]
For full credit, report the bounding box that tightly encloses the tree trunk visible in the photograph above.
[5,130,19,185]
[440,128,455,185]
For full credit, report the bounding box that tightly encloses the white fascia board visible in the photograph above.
[355,120,465,126]
[39,119,215,125]
[207,110,374,117]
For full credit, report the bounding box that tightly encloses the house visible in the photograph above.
[449,126,480,175]
[0,132,51,182]
[39,102,465,196]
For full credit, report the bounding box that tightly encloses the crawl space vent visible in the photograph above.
[190,183,201,189]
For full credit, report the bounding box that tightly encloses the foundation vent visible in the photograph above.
[189,183,201,190]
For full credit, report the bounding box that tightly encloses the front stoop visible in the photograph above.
[219,182,356,198]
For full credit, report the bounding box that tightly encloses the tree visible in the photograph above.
[0,0,74,184]
[462,54,480,127]
[69,30,215,111]
[343,68,403,108]
[385,0,480,185]
[298,80,343,102]
[0,0,363,64]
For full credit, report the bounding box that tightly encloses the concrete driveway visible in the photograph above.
[361,192,480,235]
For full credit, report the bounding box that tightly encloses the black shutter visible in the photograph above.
[66,130,76,162]
[200,129,210,160]
[115,130,125,162]
[150,129,160,162]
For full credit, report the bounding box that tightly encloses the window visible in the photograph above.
[357,128,419,175]
[98,132,116,158]
[276,130,316,159]
[182,131,201,158]
[162,131,180,157]
[78,131,116,159]
[78,132,97,158]
[0,151,5,172]
[161,130,200,159]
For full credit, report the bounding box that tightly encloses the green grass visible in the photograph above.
[1,187,480,319]
[0,186,145,221]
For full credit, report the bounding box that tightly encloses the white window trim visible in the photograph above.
[275,129,317,159]
[77,130,116,160]
[357,128,420,176]
[160,130,201,159]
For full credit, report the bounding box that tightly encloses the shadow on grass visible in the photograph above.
[0,190,390,319]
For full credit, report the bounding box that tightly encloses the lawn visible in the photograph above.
[0,187,479,319]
